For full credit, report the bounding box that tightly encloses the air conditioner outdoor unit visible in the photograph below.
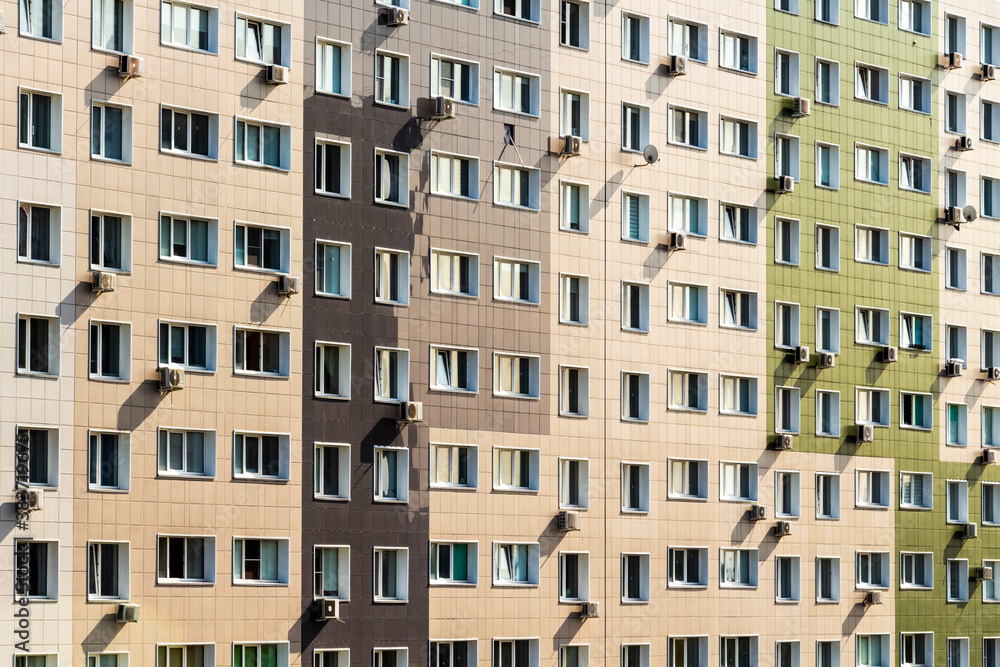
[400,401,423,422]
[794,345,810,364]
[558,510,580,532]
[92,271,115,293]
[750,504,767,521]
[791,97,811,117]
[985,449,998,465]
[432,96,455,119]
[278,275,300,296]
[984,64,996,81]
[14,488,43,512]
[387,7,408,25]
[579,601,600,619]
[819,353,836,369]
[957,136,974,151]
[116,604,140,623]
[775,434,794,451]
[977,566,995,582]
[669,232,687,251]
[863,590,882,606]
[266,65,290,84]
[946,359,963,377]
[667,55,687,76]
[118,54,143,78]
[945,206,964,223]
[858,424,875,443]
[941,51,963,69]
[775,521,792,537]
[160,367,185,392]
[777,175,794,193]
[315,598,340,621]
[562,135,582,156]
[988,367,1000,382]
[962,522,978,540]
[881,346,898,363]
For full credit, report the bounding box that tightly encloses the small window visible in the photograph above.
[899,0,929,34]
[18,89,62,152]
[92,0,133,52]
[668,194,707,236]
[946,639,969,667]
[984,484,1000,525]
[856,388,890,427]
[372,447,410,503]
[559,89,590,140]
[494,0,538,22]
[899,154,931,193]
[90,212,131,273]
[986,640,1000,667]
[816,391,841,437]
[669,459,709,500]
[160,106,217,160]
[314,443,350,500]
[815,143,840,189]
[775,557,801,602]
[234,223,289,273]
[668,370,708,411]
[946,14,967,56]
[374,248,410,305]
[559,553,590,601]
[775,50,800,96]
[373,547,409,600]
[668,546,708,587]
[235,14,289,65]
[985,178,1000,220]
[235,117,291,170]
[815,59,840,105]
[234,327,290,376]
[900,635,932,667]
[492,543,539,585]
[493,447,539,491]
[855,226,889,264]
[374,347,409,402]
[947,170,967,208]
[775,134,801,180]
[16,314,59,376]
[984,101,1000,143]
[986,406,1000,447]
[855,64,889,104]
[430,151,477,200]
[668,638,708,667]
[900,472,932,509]
[17,204,60,265]
[720,375,758,416]
[621,282,649,332]
[856,470,890,508]
[157,535,215,584]
[492,641,538,667]
[315,140,351,197]
[431,55,479,104]
[493,352,540,399]
[946,480,969,523]
[559,365,590,417]
[855,145,889,185]
[88,655,128,667]
[816,307,841,354]
[20,0,63,40]
[621,371,650,421]
[430,346,478,393]
[720,461,758,501]
[89,320,131,381]
[316,39,351,96]
[720,289,757,330]
[856,551,890,588]
[16,427,59,487]
[314,545,350,599]
[899,75,931,114]
[87,541,130,599]
[986,255,1000,296]
[560,181,589,233]
[720,549,758,587]
[374,50,410,107]
[668,17,707,62]
[946,249,967,290]
[621,554,651,602]
[720,31,757,74]
[720,117,758,159]
[775,218,800,266]
[161,1,217,52]
[856,0,887,22]
[233,432,289,480]
[315,241,351,298]
[559,0,590,50]
[430,443,477,489]
[158,647,213,667]
[775,471,801,517]
[493,68,539,115]
[232,540,290,585]
[159,320,216,371]
[947,92,967,135]
[91,101,132,163]
[900,552,933,589]
[621,462,650,512]
[159,213,218,265]
[669,282,709,325]
[776,386,801,433]
[947,559,969,602]
[985,24,1000,65]
[621,104,650,152]
[856,307,890,345]
[493,162,539,210]
[816,0,837,23]
[621,12,649,64]
[430,249,479,297]
[815,224,840,271]
[776,0,799,13]
[158,429,215,478]
[14,540,58,599]
[374,148,410,207]
[947,403,968,447]
[429,542,478,585]
[857,636,890,667]
[900,313,932,350]
[559,274,590,325]
[816,557,841,601]
[669,106,708,150]
[494,257,540,304]
[374,650,407,667]
[314,342,350,399]
[721,203,756,244]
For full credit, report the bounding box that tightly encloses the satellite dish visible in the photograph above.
[963,205,978,223]
[642,144,659,165]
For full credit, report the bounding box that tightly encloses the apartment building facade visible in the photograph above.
[5,0,1000,666]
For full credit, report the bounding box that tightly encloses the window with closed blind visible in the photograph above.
[621,191,649,241]
[900,472,932,509]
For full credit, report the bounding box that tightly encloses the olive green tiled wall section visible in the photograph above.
[767,1,1000,660]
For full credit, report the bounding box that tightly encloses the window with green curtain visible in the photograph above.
[452,543,468,581]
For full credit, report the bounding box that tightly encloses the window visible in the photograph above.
[494,162,539,209]
[559,0,589,49]
[314,140,351,197]
[985,484,1000,525]
[158,647,213,667]
[816,557,841,601]
[374,50,409,107]
[776,471,801,517]
[316,38,351,96]
[985,563,1000,601]
[235,14,289,65]
[900,552,933,589]
[621,282,649,332]
[776,0,799,13]
[947,480,969,523]
[232,538,289,584]
[90,101,132,163]
[945,249,968,292]
[621,104,650,152]
[14,540,57,599]
[374,447,408,502]
[668,194,706,236]
[900,313,931,351]
[621,554,650,602]
[816,392,841,437]
[815,143,840,189]
[720,117,757,159]
[816,474,841,519]
[559,275,589,325]
[985,178,1000,219]
[720,375,757,416]
[161,1,216,52]
[776,386,801,433]
[668,547,708,587]
[559,366,590,417]
[946,14,966,56]
[92,0,132,52]
[160,106,216,160]
[669,638,708,667]
[668,370,708,411]
[720,550,758,587]
[720,462,758,501]
[374,148,410,207]
[88,656,127,667]
[721,204,756,244]
[815,59,840,105]
[621,12,649,63]
[775,219,800,266]
[494,0,537,21]
[669,18,706,61]
[314,443,350,499]
[856,227,889,266]
[234,223,289,273]
[900,472,932,509]
[157,536,214,583]
[856,552,889,588]
[313,545,350,599]
[947,559,969,602]
[899,154,931,193]
[857,470,890,508]
[946,640,968,667]
[775,134,800,180]
[948,170,967,208]
[430,250,478,296]
[855,64,889,104]
[776,557,801,601]
[985,24,1000,65]
[856,0,886,22]
[16,428,58,487]
[559,553,590,601]
[88,212,131,273]
[159,214,217,265]
[899,74,932,115]
[901,635,932,667]
[493,543,539,585]
[559,89,589,140]
[18,89,61,152]
[235,118,290,170]
[946,92,967,134]
[89,321,130,381]
[373,650,407,667]
[857,636,889,667]
[87,542,129,599]
[721,31,757,73]
[559,181,589,233]
[947,403,968,447]
[987,331,1000,370]
[431,55,479,104]
[20,0,62,39]
[986,640,1000,667]
[315,241,351,298]
[374,248,410,305]
[16,315,59,376]
[815,308,840,354]
[159,321,216,371]
[431,443,476,489]
[494,68,539,115]
[775,50,800,96]
[815,224,840,271]
[621,463,650,512]
[669,106,707,150]
[493,352,540,399]
[430,542,477,584]
[314,342,350,399]
[17,204,59,265]
[669,459,708,500]
[494,258,539,304]
[234,327,289,376]
[430,346,478,393]
[856,307,889,346]
[899,0,929,34]
[493,448,539,491]
[855,145,889,185]
[985,101,1000,143]
[816,0,837,22]
[157,429,214,478]
[857,389,890,427]
[669,282,708,325]
[721,290,757,330]
[234,432,289,480]
[621,372,650,421]
[987,406,1000,447]
[429,151,477,200]
[492,641,537,667]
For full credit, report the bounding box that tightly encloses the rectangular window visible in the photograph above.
[16,428,58,487]
[91,101,130,162]
[855,145,889,185]
[816,0,838,21]
[900,313,931,350]
[816,557,841,601]
[494,258,539,304]
[314,342,350,399]
[816,392,841,437]
[494,0,537,21]
[900,552,932,588]
[901,635,932,667]
[559,0,588,49]
[315,241,351,298]
[494,162,538,209]
[160,214,216,265]
[235,118,289,169]
[815,143,840,189]
[720,375,757,416]
[985,101,1000,143]
[234,327,288,376]
[429,542,476,584]
[720,550,758,587]
[856,307,889,345]
[621,104,649,152]
[431,152,477,200]
[899,75,931,114]
[19,89,61,152]
[776,557,801,601]
[616,192,647,244]
[985,178,1000,219]
[721,290,757,330]
[815,224,840,271]
[558,181,588,233]
[948,170,967,208]
[17,204,59,265]
[720,117,757,159]
[775,218,800,266]
[816,308,841,354]
[158,646,212,667]
[856,226,889,265]
[233,538,288,584]
[431,346,478,393]
[775,50,800,96]
[987,406,1000,447]
[315,140,351,197]
[900,154,931,193]
[374,248,410,305]
[20,0,62,39]
[621,463,650,512]
[776,471,801,517]
[431,55,478,104]
[233,432,288,480]
[494,69,538,115]
[559,89,589,140]
[161,1,215,52]
[776,386,801,433]
[669,282,708,324]
[431,444,476,489]
[947,92,967,134]
[856,0,886,22]
[669,107,707,150]
[947,249,967,291]
[493,543,539,585]
[235,15,288,65]
[900,473,932,509]
[316,39,351,96]
[235,223,288,273]
[720,31,756,73]
[668,370,708,411]
[984,484,1000,525]
[90,212,131,272]
[430,250,478,297]
[16,315,58,376]
[856,551,889,587]
[88,543,129,599]
[776,0,800,13]
[161,106,216,159]
[720,462,758,501]
[621,13,649,63]
[493,448,539,491]
[947,403,968,446]
[668,547,708,587]
[669,638,707,667]
[159,321,215,371]
[559,366,590,417]
[855,64,888,104]
[92,0,131,52]
[157,536,213,583]
[374,447,408,502]
[721,204,756,244]
[857,470,890,508]
[621,282,649,332]
[856,389,890,427]
[669,18,706,61]
[559,553,590,601]
[158,429,214,477]
[987,256,1000,297]
[493,352,539,399]
[89,321,130,381]
[14,540,57,599]
[947,559,969,602]
[621,554,650,602]
[314,443,350,499]
[621,372,650,421]
[559,275,589,325]
[815,59,840,105]
[87,657,128,667]
[775,134,800,180]
[947,480,969,523]
[374,50,409,107]
[492,641,537,667]
[669,459,708,500]
[314,545,350,598]
[857,636,888,667]
[899,0,929,34]
[375,149,409,207]
[947,14,967,55]
[374,650,407,667]
[946,639,968,667]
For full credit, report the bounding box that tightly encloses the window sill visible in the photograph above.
[23,597,58,603]
[430,290,479,299]
[156,580,215,586]
[856,585,890,591]
[775,599,800,604]
[492,486,539,494]
[815,515,840,521]
[315,291,351,300]
[314,494,350,502]
[855,96,889,107]
[314,392,351,401]
[667,140,708,152]
[157,472,215,481]
[669,494,709,502]
[492,11,539,25]
[900,106,932,116]
[20,32,64,44]
[17,258,60,267]
[775,430,800,436]
[720,150,758,161]
[92,266,132,275]
[233,475,289,483]
[719,65,757,77]
[492,392,540,401]
[558,320,589,327]
[774,260,800,268]
[855,504,891,510]
[853,178,890,188]
[233,264,286,276]
[161,149,219,163]
[815,99,840,108]
[89,376,130,384]
[898,185,932,195]
[620,236,649,245]
[774,91,800,99]
[815,18,839,26]
[157,365,215,375]
[235,56,291,70]
[562,226,590,235]
[234,160,290,173]
[899,26,930,38]
[815,265,839,273]
[19,145,62,155]
[620,508,649,515]
[430,581,477,587]
[668,583,708,590]
[91,155,133,166]
[621,599,650,605]
[900,584,933,591]
[668,406,708,413]
[430,191,479,203]
[720,497,756,503]
[16,370,59,379]
[558,412,590,419]
[430,0,480,11]
[374,397,407,404]
[719,325,759,332]
[374,497,409,504]
[492,582,538,588]
[88,486,130,493]
[621,327,649,335]
[374,198,410,209]
[854,16,888,26]
[668,318,709,327]
[719,411,758,418]
[899,347,931,354]
[233,371,289,379]
[559,43,589,53]
[159,256,218,268]
[899,425,932,432]
[233,581,288,587]
[493,201,540,212]
[88,596,131,603]
[491,107,539,120]
[855,340,891,348]
[429,483,478,491]
[160,40,219,56]
[621,57,650,66]
[373,599,409,605]
[720,584,758,590]
[816,183,840,191]
[374,299,410,307]
[430,386,480,395]
[815,598,841,604]
[945,442,968,448]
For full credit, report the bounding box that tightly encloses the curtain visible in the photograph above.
[103,215,122,269]
[322,548,338,596]
[260,541,278,581]
[187,431,204,474]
